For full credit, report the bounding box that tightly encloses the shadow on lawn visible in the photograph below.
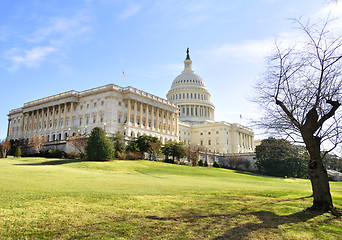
[146,208,323,240]
[15,159,84,166]
[213,209,322,240]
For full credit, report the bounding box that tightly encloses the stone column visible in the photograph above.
[57,105,61,129]
[139,102,143,127]
[63,103,67,129]
[7,119,11,138]
[145,104,149,128]
[21,113,25,132]
[151,107,154,129]
[127,99,131,125]
[133,100,137,126]
[30,111,33,131]
[166,111,169,133]
[175,113,178,135]
[41,109,45,130]
[35,110,39,130]
[70,102,74,127]
[156,108,160,130]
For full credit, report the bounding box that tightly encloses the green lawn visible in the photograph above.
[0,157,341,239]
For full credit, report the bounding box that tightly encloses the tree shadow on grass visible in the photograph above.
[145,205,323,240]
[213,209,322,240]
[14,159,84,166]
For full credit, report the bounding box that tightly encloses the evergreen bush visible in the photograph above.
[14,147,21,158]
[86,127,114,161]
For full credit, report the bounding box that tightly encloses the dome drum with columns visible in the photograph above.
[167,48,215,124]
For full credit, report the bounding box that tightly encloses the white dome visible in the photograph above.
[166,49,215,124]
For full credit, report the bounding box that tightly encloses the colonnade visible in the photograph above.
[179,104,214,119]
[124,99,178,135]
[238,132,253,150]
[8,102,77,140]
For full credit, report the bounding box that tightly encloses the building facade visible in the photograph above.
[7,85,179,150]
[7,49,254,154]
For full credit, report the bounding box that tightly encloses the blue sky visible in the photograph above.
[0,0,340,140]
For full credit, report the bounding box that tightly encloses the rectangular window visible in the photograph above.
[118,117,121,123]
[118,101,121,106]
[79,118,83,126]
[66,120,70,125]
[73,119,76,126]
[208,140,211,145]
[101,101,104,106]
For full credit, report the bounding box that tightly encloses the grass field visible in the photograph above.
[0,157,341,239]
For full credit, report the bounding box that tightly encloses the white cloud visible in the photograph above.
[201,39,274,63]
[2,12,91,71]
[24,14,91,44]
[4,46,56,71]
[118,3,142,20]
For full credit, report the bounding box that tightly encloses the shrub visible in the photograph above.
[198,159,204,166]
[213,161,220,168]
[126,152,139,160]
[14,147,21,158]
[66,152,79,159]
[44,149,66,158]
[117,151,127,160]
[86,127,114,161]
[164,158,174,164]
[204,160,208,167]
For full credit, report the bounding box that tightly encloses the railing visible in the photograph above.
[122,86,177,107]
[24,90,79,107]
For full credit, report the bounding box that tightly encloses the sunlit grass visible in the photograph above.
[0,157,341,239]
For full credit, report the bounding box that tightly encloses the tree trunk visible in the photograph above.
[302,132,333,211]
[308,159,333,211]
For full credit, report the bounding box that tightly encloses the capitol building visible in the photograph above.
[6,49,254,154]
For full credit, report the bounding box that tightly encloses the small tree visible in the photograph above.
[67,134,88,156]
[187,144,200,166]
[29,135,47,153]
[111,131,125,157]
[14,147,21,158]
[149,141,162,161]
[86,127,114,161]
[161,141,186,163]
[0,140,11,158]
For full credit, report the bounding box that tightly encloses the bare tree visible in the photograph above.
[187,144,200,166]
[0,140,11,158]
[29,135,47,153]
[149,141,161,161]
[254,18,342,212]
[67,134,88,155]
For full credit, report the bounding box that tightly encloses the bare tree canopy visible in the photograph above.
[254,18,342,213]
[29,135,47,153]
[67,134,88,154]
[0,140,11,158]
